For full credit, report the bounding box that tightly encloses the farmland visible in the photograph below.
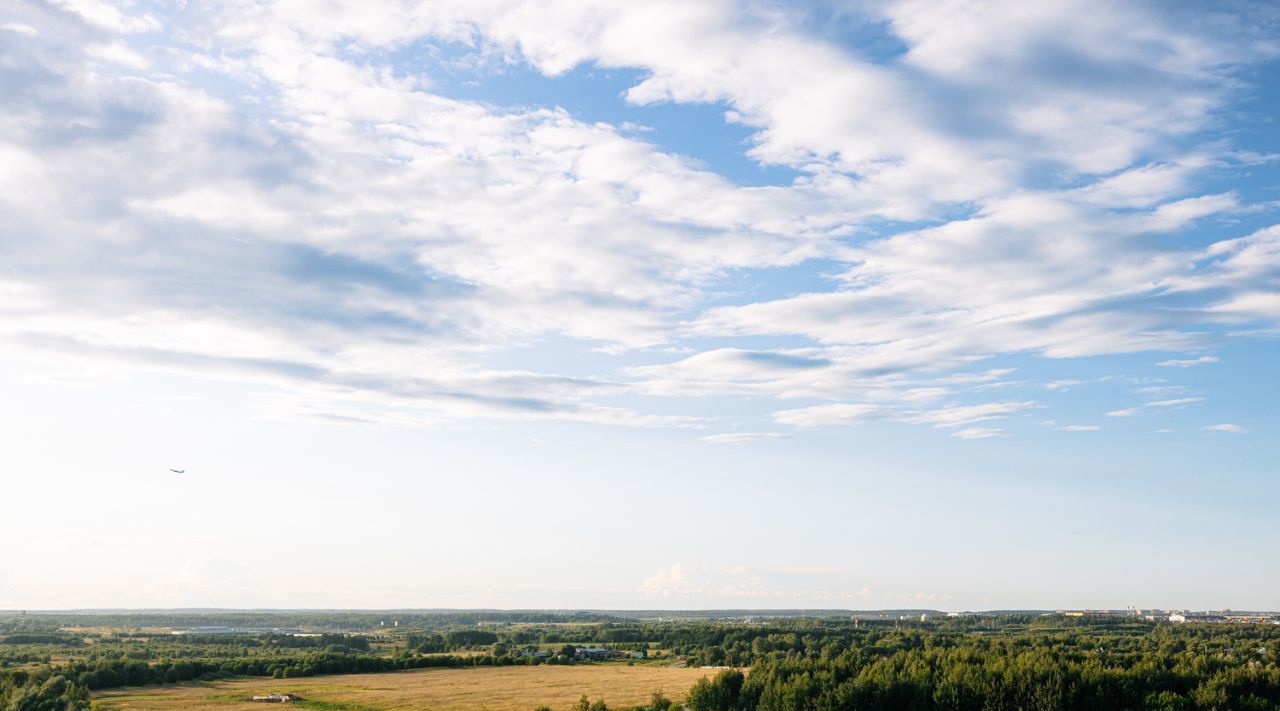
[93,664,715,711]
[6,610,1280,710]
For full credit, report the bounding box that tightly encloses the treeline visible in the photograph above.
[161,633,370,651]
[408,620,877,657]
[0,610,620,632]
[0,635,84,647]
[2,650,538,694]
[0,673,90,711]
[537,690,681,711]
[553,656,1280,711]
[658,636,1280,711]
[409,617,1053,659]
[719,648,1280,711]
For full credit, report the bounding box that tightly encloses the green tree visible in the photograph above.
[686,669,743,711]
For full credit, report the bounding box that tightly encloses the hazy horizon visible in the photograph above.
[2,0,1278,613]
[5,606,1275,615]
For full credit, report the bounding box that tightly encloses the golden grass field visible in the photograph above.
[94,664,715,711]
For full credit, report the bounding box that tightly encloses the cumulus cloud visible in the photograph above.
[639,562,692,598]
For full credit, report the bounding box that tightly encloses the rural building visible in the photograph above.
[574,647,618,660]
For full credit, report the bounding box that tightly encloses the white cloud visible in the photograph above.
[47,0,161,33]
[87,40,149,68]
[1046,376,1116,391]
[769,399,1037,434]
[0,7,854,428]
[639,562,692,598]
[1,22,38,36]
[773,403,883,428]
[1205,423,1246,433]
[1158,356,1218,367]
[0,0,1275,436]
[1145,193,1238,231]
[901,401,1038,428]
[1059,425,1100,432]
[1130,385,1184,396]
[1106,396,1204,418]
[952,427,1003,440]
[699,432,789,444]
[1147,397,1205,408]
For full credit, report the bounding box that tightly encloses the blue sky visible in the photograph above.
[1,0,1278,611]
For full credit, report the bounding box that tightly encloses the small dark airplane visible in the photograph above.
[170,468,185,474]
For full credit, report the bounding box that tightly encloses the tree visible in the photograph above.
[686,670,743,711]
[0,675,90,711]
[647,690,673,711]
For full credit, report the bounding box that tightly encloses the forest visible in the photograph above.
[2,611,1279,710]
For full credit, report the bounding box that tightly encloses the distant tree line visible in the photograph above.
[0,650,536,693]
[0,611,620,633]
[0,635,84,647]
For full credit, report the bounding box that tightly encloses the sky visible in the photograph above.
[1,0,1278,612]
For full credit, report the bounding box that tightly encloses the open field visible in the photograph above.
[93,664,715,711]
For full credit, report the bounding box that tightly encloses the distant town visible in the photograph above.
[1052,609,1280,624]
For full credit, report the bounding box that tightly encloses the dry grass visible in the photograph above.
[94,664,714,711]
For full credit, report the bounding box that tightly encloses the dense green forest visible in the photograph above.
[2,611,1279,710]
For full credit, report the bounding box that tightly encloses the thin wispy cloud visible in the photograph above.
[1158,356,1219,368]
[699,432,789,444]
[902,402,1040,429]
[952,427,1004,440]
[772,404,885,428]
[1106,397,1205,417]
